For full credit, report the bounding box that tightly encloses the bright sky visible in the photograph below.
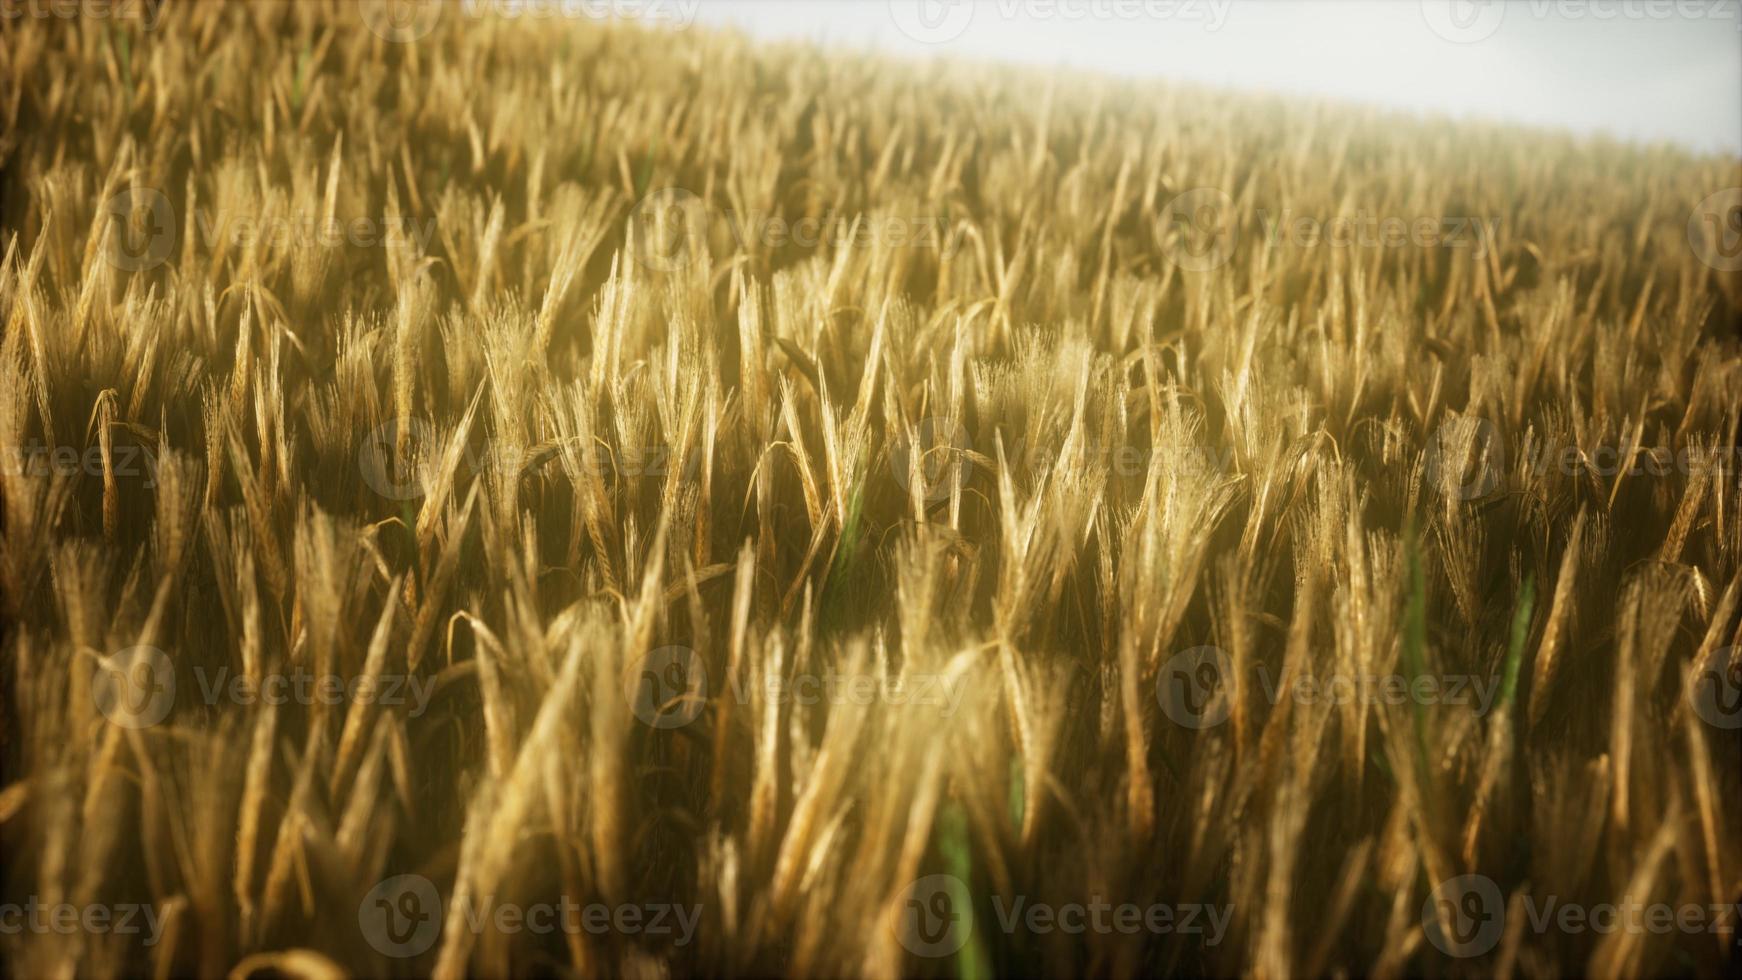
[682,0,1742,156]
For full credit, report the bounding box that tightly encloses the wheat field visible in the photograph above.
[1,2,1739,977]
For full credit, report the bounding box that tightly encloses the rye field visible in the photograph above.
[1,2,1740,977]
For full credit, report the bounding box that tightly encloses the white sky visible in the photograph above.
[681,0,1742,156]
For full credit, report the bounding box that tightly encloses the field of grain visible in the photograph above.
[1,2,1739,977]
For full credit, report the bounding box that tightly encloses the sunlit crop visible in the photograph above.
[2,3,1739,977]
